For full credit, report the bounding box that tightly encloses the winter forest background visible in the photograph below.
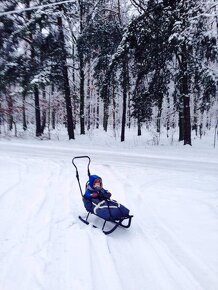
[0,0,218,146]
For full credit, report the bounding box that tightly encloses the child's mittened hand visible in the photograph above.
[92,192,98,198]
[104,191,111,198]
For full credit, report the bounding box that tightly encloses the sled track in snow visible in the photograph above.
[0,141,218,290]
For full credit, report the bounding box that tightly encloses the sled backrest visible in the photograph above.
[85,181,89,193]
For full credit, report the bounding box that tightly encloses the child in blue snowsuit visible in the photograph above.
[83,175,129,220]
[84,175,111,201]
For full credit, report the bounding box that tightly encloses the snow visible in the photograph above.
[0,133,218,290]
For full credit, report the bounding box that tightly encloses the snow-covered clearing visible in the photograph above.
[0,136,218,290]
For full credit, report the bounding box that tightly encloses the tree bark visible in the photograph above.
[137,119,141,136]
[41,86,46,134]
[26,0,42,137]
[181,44,191,145]
[112,80,116,130]
[192,93,198,136]
[121,60,128,142]
[6,93,13,131]
[183,94,191,145]
[34,85,42,137]
[0,103,2,134]
[179,2,191,145]
[86,61,91,131]
[103,98,109,132]
[52,109,56,130]
[178,110,184,141]
[79,0,85,135]
[156,93,163,134]
[96,94,100,129]
[72,44,77,130]
[22,90,27,131]
[79,53,85,134]
[57,16,75,140]
[127,90,131,129]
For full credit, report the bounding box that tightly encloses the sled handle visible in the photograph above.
[72,156,91,198]
[72,156,91,177]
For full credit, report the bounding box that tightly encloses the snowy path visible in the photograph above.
[0,141,218,290]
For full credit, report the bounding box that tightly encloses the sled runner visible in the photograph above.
[72,156,133,235]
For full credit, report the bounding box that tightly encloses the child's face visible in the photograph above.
[93,180,101,188]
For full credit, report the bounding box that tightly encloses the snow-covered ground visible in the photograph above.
[0,133,218,290]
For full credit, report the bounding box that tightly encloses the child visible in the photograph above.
[84,174,111,200]
[83,174,129,220]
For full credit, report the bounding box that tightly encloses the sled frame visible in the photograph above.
[79,211,133,235]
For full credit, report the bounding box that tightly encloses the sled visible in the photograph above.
[72,156,133,235]
[79,212,133,235]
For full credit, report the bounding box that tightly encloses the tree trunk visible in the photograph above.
[34,86,42,137]
[127,90,131,129]
[183,94,191,145]
[52,109,56,130]
[156,93,163,134]
[166,95,170,137]
[7,93,13,131]
[13,120,17,137]
[79,0,85,135]
[86,61,91,131]
[72,44,77,130]
[41,86,46,134]
[180,2,191,145]
[48,89,51,139]
[34,85,42,137]
[96,94,100,129]
[121,60,128,142]
[0,103,2,134]
[63,64,75,140]
[22,91,27,131]
[79,53,85,134]
[57,16,74,140]
[181,44,191,145]
[103,99,109,132]
[102,73,110,132]
[137,119,141,136]
[192,91,198,136]
[26,0,42,137]
[51,84,56,129]
[214,118,218,148]
[178,109,184,141]
[112,81,116,130]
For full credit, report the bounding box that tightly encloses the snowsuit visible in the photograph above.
[84,175,111,199]
[83,175,129,220]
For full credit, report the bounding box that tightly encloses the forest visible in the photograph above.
[0,0,218,145]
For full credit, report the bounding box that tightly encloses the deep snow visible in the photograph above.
[0,134,218,290]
